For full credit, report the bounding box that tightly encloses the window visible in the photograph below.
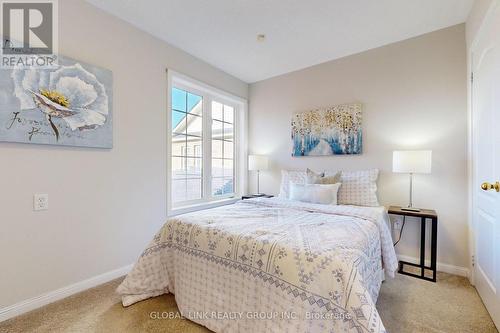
[211,101,234,196]
[171,88,203,203]
[168,72,246,212]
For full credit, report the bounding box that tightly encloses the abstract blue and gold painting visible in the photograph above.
[0,55,113,148]
[292,103,362,156]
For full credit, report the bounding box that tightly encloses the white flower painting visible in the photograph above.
[0,56,113,148]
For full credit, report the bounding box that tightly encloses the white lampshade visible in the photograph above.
[393,150,432,174]
[248,155,269,171]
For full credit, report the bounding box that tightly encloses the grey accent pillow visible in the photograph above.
[306,168,341,184]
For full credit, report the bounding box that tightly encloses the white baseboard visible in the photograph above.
[0,264,133,323]
[397,254,470,278]
[0,256,470,323]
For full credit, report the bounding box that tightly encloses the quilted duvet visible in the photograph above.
[118,197,397,332]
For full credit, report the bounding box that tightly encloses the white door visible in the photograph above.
[472,0,500,328]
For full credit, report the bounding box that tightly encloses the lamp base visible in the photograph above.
[401,207,421,212]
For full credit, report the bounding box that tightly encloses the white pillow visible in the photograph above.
[279,170,307,198]
[289,182,341,205]
[325,169,379,206]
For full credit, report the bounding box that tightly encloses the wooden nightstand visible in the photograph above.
[388,206,438,282]
[242,194,274,200]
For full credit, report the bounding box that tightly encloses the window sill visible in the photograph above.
[169,197,239,217]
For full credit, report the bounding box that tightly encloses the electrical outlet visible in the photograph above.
[393,219,403,230]
[34,194,49,211]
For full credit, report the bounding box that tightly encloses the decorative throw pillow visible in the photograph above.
[305,168,324,183]
[306,168,341,185]
[325,169,379,206]
[289,183,341,205]
[279,170,307,198]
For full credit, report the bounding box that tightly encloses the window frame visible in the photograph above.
[210,100,237,200]
[167,70,247,216]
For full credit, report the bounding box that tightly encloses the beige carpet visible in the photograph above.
[0,272,497,333]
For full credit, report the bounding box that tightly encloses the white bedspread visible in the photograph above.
[117,198,397,332]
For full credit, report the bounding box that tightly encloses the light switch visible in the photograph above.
[34,194,49,211]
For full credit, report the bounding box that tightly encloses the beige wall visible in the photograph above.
[0,0,247,310]
[248,24,468,270]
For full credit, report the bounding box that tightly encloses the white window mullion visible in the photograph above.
[166,71,173,215]
[234,104,240,196]
[203,95,212,200]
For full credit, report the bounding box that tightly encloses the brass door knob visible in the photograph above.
[481,181,500,192]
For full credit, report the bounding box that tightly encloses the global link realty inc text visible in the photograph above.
[149,311,353,321]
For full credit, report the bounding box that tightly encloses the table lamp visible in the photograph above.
[393,150,432,212]
[248,155,269,195]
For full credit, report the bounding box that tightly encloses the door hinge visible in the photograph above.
[472,255,475,267]
[471,72,474,84]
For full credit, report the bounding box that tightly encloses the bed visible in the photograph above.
[117,197,398,333]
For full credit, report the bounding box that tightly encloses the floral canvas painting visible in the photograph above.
[292,103,362,156]
[0,56,113,148]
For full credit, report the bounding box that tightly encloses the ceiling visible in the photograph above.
[87,0,474,83]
